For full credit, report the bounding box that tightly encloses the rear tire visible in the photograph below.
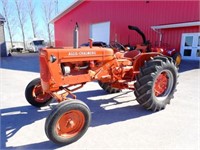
[134,56,178,111]
[98,81,121,94]
[25,78,52,107]
[45,100,91,145]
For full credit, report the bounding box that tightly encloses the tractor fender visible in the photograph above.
[132,52,162,72]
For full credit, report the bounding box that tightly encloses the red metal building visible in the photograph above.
[51,1,200,60]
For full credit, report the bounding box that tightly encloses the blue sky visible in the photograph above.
[0,0,76,42]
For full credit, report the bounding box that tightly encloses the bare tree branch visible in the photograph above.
[27,0,37,38]
[1,0,15,47]
[42,0,55,46]
[15,0,27,50]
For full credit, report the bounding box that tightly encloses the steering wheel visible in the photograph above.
[109,41,126,51]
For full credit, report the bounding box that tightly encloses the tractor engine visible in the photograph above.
[39,46,116,93]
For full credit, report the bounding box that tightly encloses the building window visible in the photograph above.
[196,50,200,57]
[184,49,192,56]
[185,36,193,46]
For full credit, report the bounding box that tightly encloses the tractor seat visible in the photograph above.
[124,50,141,59]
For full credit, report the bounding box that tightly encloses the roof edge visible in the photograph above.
[50,0,84,24]
[151,21,200,30]
[0,13,6,22]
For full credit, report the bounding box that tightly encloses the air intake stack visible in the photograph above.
[73,22,79,49]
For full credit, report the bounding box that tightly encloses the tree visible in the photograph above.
[0,0,16,48]
[27,0,37,38]
[42,0,55,46]
[15,0,27,50]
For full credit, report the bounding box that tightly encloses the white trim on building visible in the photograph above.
[50,0,83,23]
[151,21,200,30]
[0,14,6,23]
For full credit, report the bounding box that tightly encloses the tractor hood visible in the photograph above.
[40,46,114,63]
[39,46,115,92]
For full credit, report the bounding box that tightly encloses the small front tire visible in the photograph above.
[25,78,52,107]
[45,100,91,145]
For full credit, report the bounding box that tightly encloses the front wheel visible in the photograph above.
[45,100,91,145]
[134,56,178,111]
[25,78,52,107]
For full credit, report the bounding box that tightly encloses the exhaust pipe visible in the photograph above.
[128,25,147,45]
[73,22,79,49]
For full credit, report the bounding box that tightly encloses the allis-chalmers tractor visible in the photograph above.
[25,25,178,145]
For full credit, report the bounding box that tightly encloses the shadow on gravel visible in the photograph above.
[75,90,153,127]
[0,53,39,73]
[1,90,154,149]
[0,105,51,149]
[178,60,199,73]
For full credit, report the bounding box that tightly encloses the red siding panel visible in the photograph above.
[54,1,200,51]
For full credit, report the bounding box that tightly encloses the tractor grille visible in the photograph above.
[39,56,51,82]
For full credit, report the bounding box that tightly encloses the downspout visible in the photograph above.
[151,27,162,47]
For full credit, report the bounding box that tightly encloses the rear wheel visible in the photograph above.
[134,56,178,111]
[98,81,121,94]
[25,78,52,107]
[45,100,91,145]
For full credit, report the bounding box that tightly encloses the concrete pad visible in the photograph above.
[0,53,199,149]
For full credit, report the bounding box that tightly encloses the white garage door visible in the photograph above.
[181,33,200,60]
[90,21,110,45]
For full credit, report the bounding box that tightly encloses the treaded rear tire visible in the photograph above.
[134,56,178,111]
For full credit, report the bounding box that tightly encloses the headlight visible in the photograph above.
[50,55,57,63]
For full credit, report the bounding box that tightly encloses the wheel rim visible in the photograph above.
[56,110,85,138]
[153,70,174,101]
[175,55,181,65]
[32,85,51,102]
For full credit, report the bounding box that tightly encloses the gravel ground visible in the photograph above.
[0,53,199,150]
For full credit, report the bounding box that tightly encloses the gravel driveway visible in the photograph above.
[1,53,199,150]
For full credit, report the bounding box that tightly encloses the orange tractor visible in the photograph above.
[25,24,178,145]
